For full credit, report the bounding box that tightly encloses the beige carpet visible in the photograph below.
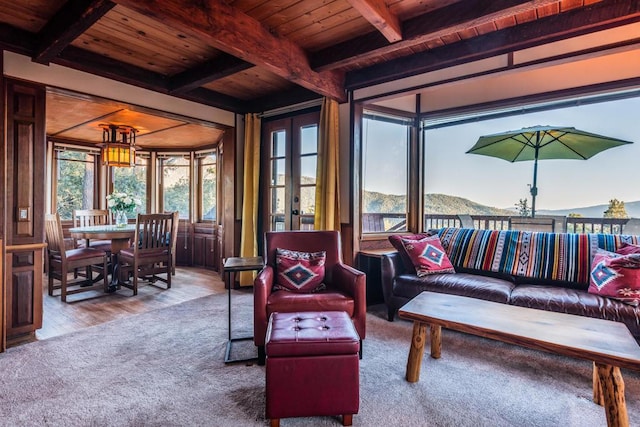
[1,290,639,426]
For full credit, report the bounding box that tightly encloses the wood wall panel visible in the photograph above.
[10,269,34,327]
[4,79,46,345]
[5,248,43,339]
[15,122,34,237]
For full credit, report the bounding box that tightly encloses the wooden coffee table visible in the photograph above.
[398,291,640,427]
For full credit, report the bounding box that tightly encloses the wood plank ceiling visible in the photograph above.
[1,0,640,148]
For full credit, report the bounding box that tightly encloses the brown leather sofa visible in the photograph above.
[254,230,367,365]
[382,227,640,338]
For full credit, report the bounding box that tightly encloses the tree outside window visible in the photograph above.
[199,153,216,221]
[113,156,148,217]
[161,156,190,219]
[55,149,96,220]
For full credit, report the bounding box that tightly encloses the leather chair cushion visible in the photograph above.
[266,311,360,357]
[89,240,112,253]
[509,284,640,336]
[56,247,106,262]
[394,272,515,304]
[267,290,355,319]
[120,248,168,259]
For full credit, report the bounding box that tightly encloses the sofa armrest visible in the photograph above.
[332,263,367,340]
[381,252,404,305]
[253,265,274,346]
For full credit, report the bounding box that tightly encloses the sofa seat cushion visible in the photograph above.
[267,290,355,318]
[510,284,640,337]
[393,272,515,304]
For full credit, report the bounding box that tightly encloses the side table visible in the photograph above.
[223,256,264,364]
[357,248,397,306]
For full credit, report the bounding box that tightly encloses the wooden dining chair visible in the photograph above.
[118,213,175,296]
[72,209,113,251]
[45,213,109,302]
[169,211,179,275]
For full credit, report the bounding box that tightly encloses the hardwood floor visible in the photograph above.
[37,266,225,341]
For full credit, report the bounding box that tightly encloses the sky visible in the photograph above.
[363,95,640,211]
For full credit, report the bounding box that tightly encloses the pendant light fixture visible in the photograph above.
[99,124,137,167]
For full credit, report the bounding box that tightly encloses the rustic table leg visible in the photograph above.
[406,321,427,383]
[430,324,441,359]
[595,362,629,427]
[593,361,604,406]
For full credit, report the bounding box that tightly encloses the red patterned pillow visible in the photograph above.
[588,249,640,306]
[616,242,640,255]
[388,232,438,274]
[274,248,326,293]
[400,236,455,277]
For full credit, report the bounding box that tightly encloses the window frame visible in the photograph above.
[51,143,101,220]
[196,149,218,223]
[359,106,419,236]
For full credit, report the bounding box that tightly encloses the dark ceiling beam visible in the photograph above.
[345,0,640,90]
[248,86,321,113]
[56,46,168,90]
[54,47,247,112]
[168,54,254,94]
[34,0,116,65]
[346,0,402,42]
[313,0,559,71]
[0,23,36,55]
[111,0,347,102]
[179,87,248,113]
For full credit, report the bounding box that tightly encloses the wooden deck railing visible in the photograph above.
[362,213,637,235]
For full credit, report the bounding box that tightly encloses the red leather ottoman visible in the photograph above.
[265,311,360,427]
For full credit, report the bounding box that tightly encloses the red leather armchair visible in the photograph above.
[254,230,366,365]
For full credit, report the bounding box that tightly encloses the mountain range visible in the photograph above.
[363,190,640,218]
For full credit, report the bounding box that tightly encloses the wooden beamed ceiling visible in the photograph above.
[0,0,639,114]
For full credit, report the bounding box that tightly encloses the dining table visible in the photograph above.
[69,224,136,292]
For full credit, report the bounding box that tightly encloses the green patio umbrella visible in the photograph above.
[466,125,633,217]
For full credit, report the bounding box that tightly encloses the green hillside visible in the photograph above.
[363,191,513,216]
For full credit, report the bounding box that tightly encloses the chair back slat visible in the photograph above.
[73,209,111,227]
[45,213,67,261]
[135,213,174,254]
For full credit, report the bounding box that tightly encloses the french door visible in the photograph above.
[262,111,319,231]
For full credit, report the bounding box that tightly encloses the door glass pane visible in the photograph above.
[362,114,409,233]
[271,187,285,215]
[300,155,317,185]
[273,130,286,156]
[299,185,316,217]
[272,159,286,185]
[300,125,317,154]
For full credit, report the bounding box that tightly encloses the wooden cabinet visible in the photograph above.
[174,220,192,267]
[193,224,220,270]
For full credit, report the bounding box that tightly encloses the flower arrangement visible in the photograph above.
[106,192,141,213]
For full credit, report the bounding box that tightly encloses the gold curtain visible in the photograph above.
[314,97,341,231]
[239,113,261,286]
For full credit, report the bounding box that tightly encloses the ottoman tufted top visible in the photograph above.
[265,311,360,357]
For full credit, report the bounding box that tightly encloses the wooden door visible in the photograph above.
[261,111,320,232]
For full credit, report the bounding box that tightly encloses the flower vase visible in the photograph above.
[114,210,127,227]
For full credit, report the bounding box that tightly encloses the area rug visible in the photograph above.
[1,291,639,426]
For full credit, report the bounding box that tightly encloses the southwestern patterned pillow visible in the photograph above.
[588,249,640,306]
[400,235,455,277]
[616,242,640,255]
[388,231,438,274]
[274,248,326,293]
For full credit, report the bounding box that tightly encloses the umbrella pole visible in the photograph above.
[530,137,540,218]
